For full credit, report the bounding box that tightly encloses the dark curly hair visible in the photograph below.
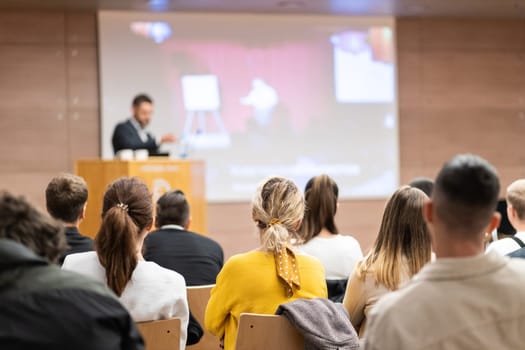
[0,191,67,263]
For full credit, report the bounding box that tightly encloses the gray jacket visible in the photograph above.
[276,298,360,350]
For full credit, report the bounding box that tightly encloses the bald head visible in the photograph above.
[433,154,500,236]
[506,179,525,220]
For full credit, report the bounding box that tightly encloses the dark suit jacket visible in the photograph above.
[143,228,224,286]
[59,227,94,265]
[112,119,159,155]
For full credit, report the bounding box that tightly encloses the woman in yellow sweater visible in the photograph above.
[205,176,328,350]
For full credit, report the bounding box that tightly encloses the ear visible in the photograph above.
[79,204,87,221]
[184,216,192,230]
[487,212,502,234]
[507,204,515,221]
[423,199,434,226]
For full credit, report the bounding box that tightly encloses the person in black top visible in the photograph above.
[45,174,93,265]
[144,190,224,286]
[0,192,144,350]
[409,177,434,197]
[112,94,176,155]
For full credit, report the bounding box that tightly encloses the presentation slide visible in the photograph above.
[98,12,398,201]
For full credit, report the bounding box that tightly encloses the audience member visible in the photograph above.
[144,190,223,286]
[486,179,525,255]
[408,177,434,197]
[343,186,431,337]
[62,178,189,349]
[298,174,362,301]
[0,192,143,349]
[45,173,93,264]
[205,177,327,350]
[364,154,525,350]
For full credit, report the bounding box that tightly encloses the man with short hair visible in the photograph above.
[112,94,176,155]
[364,154,525,350]
[144,190,224,286]
[486,179,525,255]
[0,191,144,349]
[46,173,93,264]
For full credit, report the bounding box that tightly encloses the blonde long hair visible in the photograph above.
[357,186,431,290]
[252,177,305,252]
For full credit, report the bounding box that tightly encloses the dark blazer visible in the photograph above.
[143,228,224,286]
[59,226,94,265]
[112,119,159,155]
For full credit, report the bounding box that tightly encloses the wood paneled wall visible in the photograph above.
[0,11,99,206]
[397,18,525,186]
[1,13,524,258]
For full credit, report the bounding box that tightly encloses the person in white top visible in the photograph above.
[364,154,525,350]
[299,175,363,280]
[62,177,189,349]
[486,179,525,255]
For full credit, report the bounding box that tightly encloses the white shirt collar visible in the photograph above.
[161,224,185,231]
[129,117,144,130]
[129,117,149,143]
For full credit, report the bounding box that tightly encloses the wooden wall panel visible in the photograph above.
[397,18,525,196]
[66,13,100,167]
[0,172,57,208]
[66,45,100,164]
[0,11,64,44]
[421,51,525,107]
[0,46,67,109]
[0,45,68,172]
[66,12,97,45]
[0,11,99,208]
[418,19,525,50]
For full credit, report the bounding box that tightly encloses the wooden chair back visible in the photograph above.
[137,318,181,350]
[235,313,304,350]
[187,285,220,350]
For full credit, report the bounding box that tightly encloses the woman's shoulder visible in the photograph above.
[135,261,186,286]
[62,251,98,268]
[295,252,325,269]
[226,250,272,264]
[334,234,361,245]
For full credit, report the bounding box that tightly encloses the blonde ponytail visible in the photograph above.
[252,177,304,252]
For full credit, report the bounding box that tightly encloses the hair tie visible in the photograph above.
[116,203,129,212]
[267,218,281,228]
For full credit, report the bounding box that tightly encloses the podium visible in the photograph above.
[75,159,207,238]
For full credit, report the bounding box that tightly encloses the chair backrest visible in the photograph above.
[235,313,304,350]
[137,318,181,350]
[186,285,220,349]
